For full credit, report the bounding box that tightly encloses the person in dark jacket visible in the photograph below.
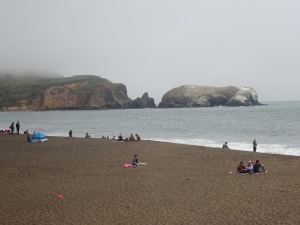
[222,142,229,149]
[253,160,266,173]
[132,155,140,166]
[118,134,123,141]
[135,133,141,141]
[16,121,20,134]
[9,122,14,134]
[129,133,135,141]
[253,139,257,152]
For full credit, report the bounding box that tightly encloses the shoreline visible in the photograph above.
[5,132,300,157]
[1,134,299,224]
[45,135,300,158]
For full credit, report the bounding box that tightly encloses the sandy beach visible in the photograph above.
[0,134,299,225]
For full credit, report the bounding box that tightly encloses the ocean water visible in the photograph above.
[1,101,300,156]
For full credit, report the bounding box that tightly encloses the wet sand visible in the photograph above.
[0,134,299,225]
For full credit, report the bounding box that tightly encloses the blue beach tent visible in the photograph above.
[31,132,48,143]
[32,132,46,139]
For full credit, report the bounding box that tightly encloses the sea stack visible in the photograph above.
[158,85,261,108]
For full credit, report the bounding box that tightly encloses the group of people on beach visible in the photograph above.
[237,160,266,174]
[68,130,141,141]
[222,139,258,152]
[118,133,141,142]
[2,124,267,174]
[69,132,143,169]
[2,121,21,135]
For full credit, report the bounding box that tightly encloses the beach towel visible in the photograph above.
[124,164,135,167]
[229,171,267,175]
[123,163,146,167]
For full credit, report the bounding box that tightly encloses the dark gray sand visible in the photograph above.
[0,135,299,225]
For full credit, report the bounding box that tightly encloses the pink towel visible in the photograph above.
[124,164,134,167]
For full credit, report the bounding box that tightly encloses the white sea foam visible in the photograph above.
[152,138,300,157]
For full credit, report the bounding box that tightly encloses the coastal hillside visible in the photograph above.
[0,74,156,110]
[158,85,261,108]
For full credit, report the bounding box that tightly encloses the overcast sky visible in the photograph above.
[1,0,299,104]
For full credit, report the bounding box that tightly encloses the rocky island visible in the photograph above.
[158,85,261,108]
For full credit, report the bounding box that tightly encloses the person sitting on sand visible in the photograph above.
[135,133,141,141]
[246,161,253,174]
[222,142,229,149]
[27,134,31,142]
[118,134,123,141]
[24,130,29,134]
[237,161,247,173]
[129,133,135,141]
[85,133,91,138]
[132,154,140,166]
[253,160,266,173]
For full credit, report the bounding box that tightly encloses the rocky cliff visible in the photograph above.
[158,85,261,108]
[0,75,156,110]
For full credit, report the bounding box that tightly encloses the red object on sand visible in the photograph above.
[57,194,63,199]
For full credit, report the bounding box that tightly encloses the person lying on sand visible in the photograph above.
[237,161,247,173]
[253,160,266,173]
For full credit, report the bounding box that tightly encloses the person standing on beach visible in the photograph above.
[9,122,14,134]
[69,130,72,137]
[253,139,257,152]
[16,121,20,134]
